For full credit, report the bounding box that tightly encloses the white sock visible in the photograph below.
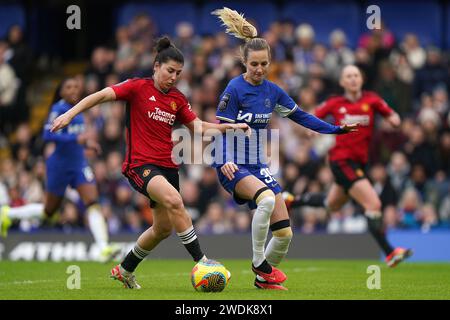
[7,203,44,220]
[87,204,109,251]
[177,225,197,245]
[252,195,275,267]
[265,236,292,267]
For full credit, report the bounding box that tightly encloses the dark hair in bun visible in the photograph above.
[154,36,184,65]
[156,36,171,52]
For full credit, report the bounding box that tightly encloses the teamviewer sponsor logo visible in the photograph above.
[147,107,176,125]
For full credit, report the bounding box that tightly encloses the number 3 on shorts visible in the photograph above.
[260,168,274,184]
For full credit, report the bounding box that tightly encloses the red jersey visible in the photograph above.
[110,78,197,171]
[315,91,393,164]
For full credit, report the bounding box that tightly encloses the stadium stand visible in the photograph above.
[281,0,361,48]
[0,0,449,241]
[375,0,443,47]
[0,3,26,40]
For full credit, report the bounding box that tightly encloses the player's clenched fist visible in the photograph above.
[51,112,73,132]
[221,162,239,181]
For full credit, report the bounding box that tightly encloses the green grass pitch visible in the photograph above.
[1,259,449,300]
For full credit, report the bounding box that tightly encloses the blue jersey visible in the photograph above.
[43,100,95,196]
[214,75,342,208]
[43,99,86,168]
[214,75,299,167]
[214,75,342,167]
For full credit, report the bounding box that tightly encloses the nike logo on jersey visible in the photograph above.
[149,96,156,102]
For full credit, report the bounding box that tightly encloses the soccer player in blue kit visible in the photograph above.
[0,77,120,262]
[212,8,357,290]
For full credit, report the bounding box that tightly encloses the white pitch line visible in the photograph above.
[241,267,322,274]
[0,279,60,286]
[0,268,322,287]
[0,272,193,287]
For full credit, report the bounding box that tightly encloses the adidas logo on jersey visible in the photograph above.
[149,96,156,102]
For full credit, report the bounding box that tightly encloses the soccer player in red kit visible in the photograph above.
[284,65,413,267]
[51,37,249,289]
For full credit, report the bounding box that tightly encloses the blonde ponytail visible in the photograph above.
[211,7,257,41]
[212,7,270,63]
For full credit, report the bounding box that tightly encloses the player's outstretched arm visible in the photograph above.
[185,118,251,136]
[385,112,401,128]
[288,108,357,134]
[51,87,116,132]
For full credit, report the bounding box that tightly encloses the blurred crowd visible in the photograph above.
[0,25,33,135]
[0,15,449,236]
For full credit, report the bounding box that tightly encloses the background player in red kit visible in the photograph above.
[51,37,249,289]
[284,65,413,267]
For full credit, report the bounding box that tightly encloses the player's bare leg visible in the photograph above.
[349,179,412,266]
[111,204,172,289]
[78,183,119,262]
[283,183,348,212]
[146,175,205,262]
[325,183,349,212]
[136,205,173,251]
[235,176,287,286]
[44,192,64,218]
[113,176,206,289]
[146,176,191,232]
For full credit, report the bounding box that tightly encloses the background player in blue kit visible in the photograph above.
[212,8,357,290]
[0,77,120,262]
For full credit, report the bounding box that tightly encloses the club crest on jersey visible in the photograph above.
[356,169,365,177]
[142,169,151,177]
[265,98,271,108]
[361,103,370,112]
[218,93,230,111]
[170,101,177,111]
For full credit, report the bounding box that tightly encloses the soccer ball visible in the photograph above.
[191,259,231,292]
